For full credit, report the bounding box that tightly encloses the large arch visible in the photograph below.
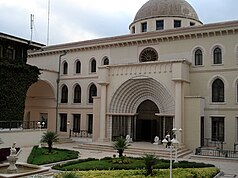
[109,77,175,115]
[109,77,175,142]
[24,80,55,130]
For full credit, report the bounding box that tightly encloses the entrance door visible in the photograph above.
[136,100,159,142]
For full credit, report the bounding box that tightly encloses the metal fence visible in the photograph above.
[202,138,223,148]
[0,120,47,130]
[70,129,92,138]
[195,147,238,158]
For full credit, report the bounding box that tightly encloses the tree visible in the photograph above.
[112,136,130,157]
[142,154,158,176]
[40,131,59,153]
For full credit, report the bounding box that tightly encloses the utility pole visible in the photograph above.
[47,0,51,45]
[30,14,34,42]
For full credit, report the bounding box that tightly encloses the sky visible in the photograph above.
[0,0,238,45]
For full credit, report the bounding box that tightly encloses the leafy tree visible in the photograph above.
[40,131,59,153]
[142,154,158,176]
[112,136,130,157]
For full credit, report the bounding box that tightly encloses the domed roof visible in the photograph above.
[133,0,199,22]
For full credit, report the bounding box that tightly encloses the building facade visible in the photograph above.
[26,0,238,150]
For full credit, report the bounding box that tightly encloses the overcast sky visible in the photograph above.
[0,0,238,45]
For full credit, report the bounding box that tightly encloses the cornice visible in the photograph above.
[190,66,238,73]
[28,20,238,58]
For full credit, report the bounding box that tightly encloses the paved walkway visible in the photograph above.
[17,142,238,177]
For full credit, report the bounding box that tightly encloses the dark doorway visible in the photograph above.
[136,100,159,142]
[201,117,204,147]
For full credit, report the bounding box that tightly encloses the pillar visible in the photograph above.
[98,84,107,141]
[175,81,183,143]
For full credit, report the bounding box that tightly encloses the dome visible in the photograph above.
[133,0,200,22]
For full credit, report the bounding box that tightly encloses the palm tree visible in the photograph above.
[112,136,130,157]
[142,154,158,175]
[40,131,59,153]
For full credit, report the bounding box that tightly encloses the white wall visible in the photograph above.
[0,130,46,148]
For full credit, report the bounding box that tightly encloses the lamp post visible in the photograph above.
[172,128,182,163]
[162,128,182,178]
[67,120,71,138]
[37,121,45,148]
[162,138,173,178]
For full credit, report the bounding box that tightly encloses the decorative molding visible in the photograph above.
[28,21,238,57]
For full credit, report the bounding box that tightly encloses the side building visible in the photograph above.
[0,32,44,123]
[26,0,238,151]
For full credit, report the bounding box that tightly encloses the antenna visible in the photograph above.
[47,0,51,45]
[30,14,34,41]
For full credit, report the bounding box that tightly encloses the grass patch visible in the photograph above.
[27,146,79,165]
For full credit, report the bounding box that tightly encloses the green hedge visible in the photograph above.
[0,62,40,122]
[55,168,220,178]
[52,157,215,171]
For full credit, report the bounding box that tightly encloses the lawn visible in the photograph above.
[27,146,79,165]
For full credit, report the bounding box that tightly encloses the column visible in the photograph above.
[98,84,107,141]
[175,81,183,143]
[107,115,113,141]
[127,116,132,137]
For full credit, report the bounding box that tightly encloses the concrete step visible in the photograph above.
[57,137,74,144]
[73,142,192,159]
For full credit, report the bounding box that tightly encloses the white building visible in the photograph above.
[26,0,238,150]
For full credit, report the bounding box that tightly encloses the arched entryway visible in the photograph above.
[109,77,175,142]
[24,80,55,129]
[136,100,159,142]
[135,100,174,142]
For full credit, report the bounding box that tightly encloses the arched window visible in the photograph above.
[63,62,68,74]
[195,49,203,66]
[213,47,222,64]
[103,57,109,65]
[74,84,81,103]
[90,59,96,73]
[212,78,224,102]
[61,85,68,103]
[88,84,97,103]
[76,61,81,74]
[139,47,158,62]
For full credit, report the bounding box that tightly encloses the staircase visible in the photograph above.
[73,142,192,159]
[57,137,74,144]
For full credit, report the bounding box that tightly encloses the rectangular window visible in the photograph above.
[87,114,93,134]
[156,20,164,30]
[211,117,224,142]
[174,20,181,28]
[141,22,147,32]
[73,114,81,132]
[60,113,67,132]
[132,26,135,34]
